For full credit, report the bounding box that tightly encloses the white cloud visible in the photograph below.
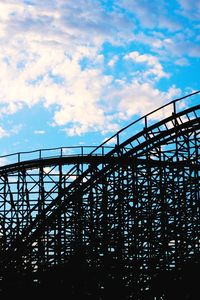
[10,124,23,135]
[133,30,200,60]
[0,124,22,139]
[108,80,181,121]
[34,130,45,135]
[0,156,9,166]
[0,126,9,138]
[177,0,200,19]
[119,0,181,31]
[124,51,169,81]
[175,57,189,66]
[108,55,119,67]
[159,33,200,59]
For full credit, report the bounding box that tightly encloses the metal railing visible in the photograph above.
[0,90,199,167]
[90,90,200,155]
[0,145,115,167]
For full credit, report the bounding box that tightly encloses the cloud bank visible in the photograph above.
[0,0,199,138]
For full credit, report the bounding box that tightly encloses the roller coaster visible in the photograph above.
[0,91,200,299]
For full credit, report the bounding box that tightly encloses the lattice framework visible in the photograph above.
[0,94,200,298]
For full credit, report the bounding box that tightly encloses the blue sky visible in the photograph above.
[0,0,199,160]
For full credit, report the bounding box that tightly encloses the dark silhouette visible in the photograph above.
[0,91,200,299]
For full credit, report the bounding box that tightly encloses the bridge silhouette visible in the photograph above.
[0,91,200,299]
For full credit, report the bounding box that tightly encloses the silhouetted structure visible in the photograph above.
[0,92,200,299]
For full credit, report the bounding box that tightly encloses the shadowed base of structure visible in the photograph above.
[1,258,200,299]
[0,257,127,300]
[146,260,200,300]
